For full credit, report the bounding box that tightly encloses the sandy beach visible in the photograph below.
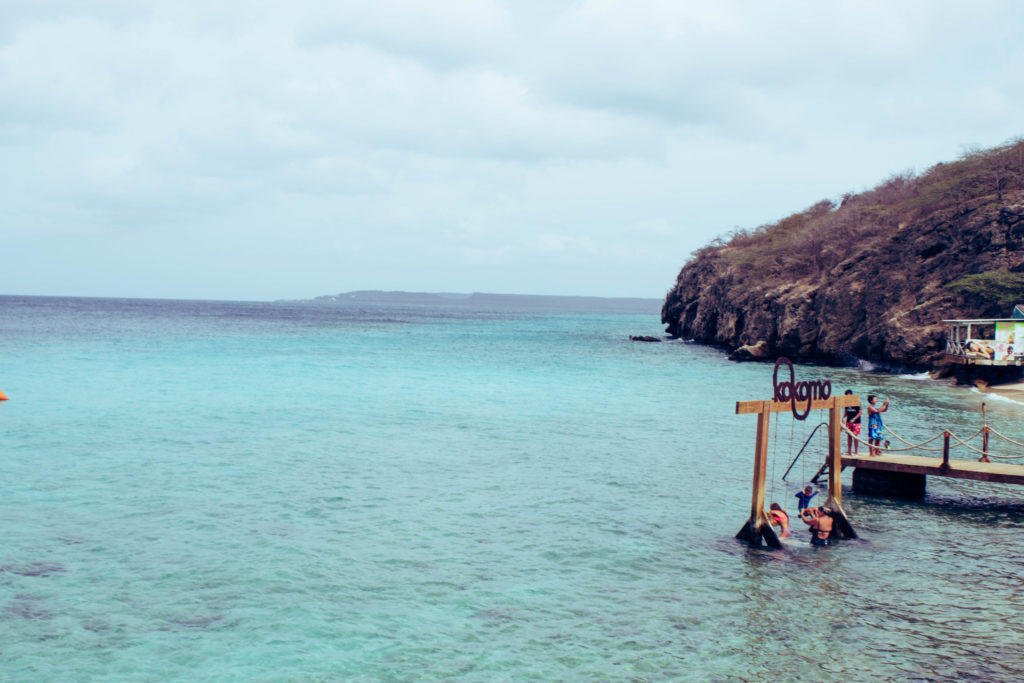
[987,379,1024,402]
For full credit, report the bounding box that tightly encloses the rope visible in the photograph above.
[883,424,946,452]
[818,410,827,480]
[840,423,945,452]
[988,426,1024,450]
[790,413,796,483]
[830,400,1024,462]
[800,414,806,483]
[944,433,995,458]
[945,428,985,449]
[800,414,807,484]
[980,452,1024,461]
[841,423,1024,461]
[953,432,1024,460]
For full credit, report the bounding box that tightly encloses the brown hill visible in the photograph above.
[661,139,1024,368]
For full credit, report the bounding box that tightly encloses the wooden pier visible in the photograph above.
[843,453,1024,486]
[734,357,1024,548]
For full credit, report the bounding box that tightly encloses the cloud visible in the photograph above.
[0,2,662,241]
[1,1,1023,299]
[297,0,516,69]
[535,0,1021,139]
[535,234,598,253]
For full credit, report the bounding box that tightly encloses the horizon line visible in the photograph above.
[0,289,665,304]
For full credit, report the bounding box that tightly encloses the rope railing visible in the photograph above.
[980,452,1024,461]
[793,398,1024,470]
[942,429,988,459]
[840,422,1024,462]
[988,425,1024,451]
[840,423,946,453]
[946,428,985,449]
[887,425,990,451]
[884,424,947,452]
[966,432,1024,461]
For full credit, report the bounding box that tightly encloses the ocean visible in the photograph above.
[2,294,1024,681]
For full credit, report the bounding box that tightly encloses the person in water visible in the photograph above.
[867,394,890,456]
[801,506,834,546]
[843,389,862,455]
[795,485,817,511]
[767,502,790,539]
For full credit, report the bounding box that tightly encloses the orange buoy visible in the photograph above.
[0,389,7,400]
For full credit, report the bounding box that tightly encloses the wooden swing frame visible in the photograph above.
[735,394,860,548]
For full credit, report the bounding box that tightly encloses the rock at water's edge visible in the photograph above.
[728,340,770,361]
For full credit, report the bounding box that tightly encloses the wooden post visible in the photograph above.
[828,395,843,509]
[735,401,781,549]
[751,401,771,522]
[980,403,991,463]
[825,395,857,539]
[942,431,951,470]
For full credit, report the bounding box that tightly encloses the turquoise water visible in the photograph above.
[3,295,1024,681]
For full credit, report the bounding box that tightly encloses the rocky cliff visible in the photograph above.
[662,140,1024,368]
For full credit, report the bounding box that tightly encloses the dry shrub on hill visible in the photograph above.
[663,137,1024,364]
[713,138,1024,286]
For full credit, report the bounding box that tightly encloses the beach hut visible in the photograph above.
[944,304,1024,366]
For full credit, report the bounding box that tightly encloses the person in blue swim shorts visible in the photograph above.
[867,394,890,456]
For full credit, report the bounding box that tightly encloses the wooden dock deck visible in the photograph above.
[842,453,1024,485]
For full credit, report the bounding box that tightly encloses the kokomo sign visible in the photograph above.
[772,356,831,420]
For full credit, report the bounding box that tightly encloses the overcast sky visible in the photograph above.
[2,1,1023,301]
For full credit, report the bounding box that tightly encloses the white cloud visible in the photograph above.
[536,234,597,253]
[298,0,516,68]
[0,0,1023,299]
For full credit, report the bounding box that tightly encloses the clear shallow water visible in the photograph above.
[2,295,1024,681]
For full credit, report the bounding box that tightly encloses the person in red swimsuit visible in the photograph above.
[767,502,790,539]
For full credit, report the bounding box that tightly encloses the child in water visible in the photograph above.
[768,502,790,538]
[795,485,817,511]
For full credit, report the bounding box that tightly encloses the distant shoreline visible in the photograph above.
[285,290,663,315]
[0,291,662,312]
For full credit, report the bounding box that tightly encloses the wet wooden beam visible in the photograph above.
[843,454,1024,486]
[735,395,860,415]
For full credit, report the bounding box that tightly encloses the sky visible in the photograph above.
[2,1,1023,301]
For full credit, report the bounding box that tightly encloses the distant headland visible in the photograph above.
[662,138,1024,374]
[290,290,662,315]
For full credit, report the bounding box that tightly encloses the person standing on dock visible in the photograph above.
[867,395,890,456]
[844,389,862,455]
